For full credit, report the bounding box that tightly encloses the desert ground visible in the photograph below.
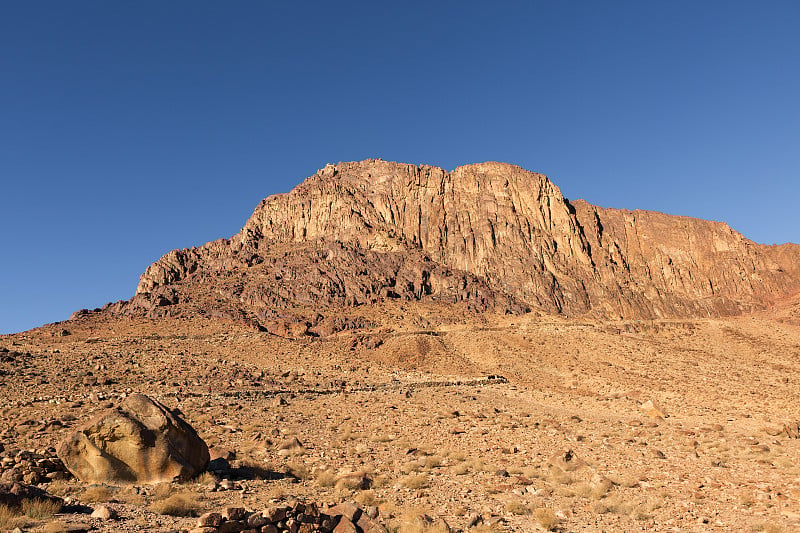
[2,298,800,532]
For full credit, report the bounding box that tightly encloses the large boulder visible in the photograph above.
[57,394,209,484]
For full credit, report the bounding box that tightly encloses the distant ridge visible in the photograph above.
[99,160,800,331]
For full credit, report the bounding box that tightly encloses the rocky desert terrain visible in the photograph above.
[2,160,799,532]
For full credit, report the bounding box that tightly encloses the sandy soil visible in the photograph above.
[2,300,800,532]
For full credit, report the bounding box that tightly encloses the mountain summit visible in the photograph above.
[112,160,799,329]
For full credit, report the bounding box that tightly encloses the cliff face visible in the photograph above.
[129,159,800,323]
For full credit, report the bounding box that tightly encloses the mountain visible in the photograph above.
[101,160,800,332]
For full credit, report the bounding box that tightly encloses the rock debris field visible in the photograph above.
[2,299,800,532]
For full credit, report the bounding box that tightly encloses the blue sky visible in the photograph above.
[2,1,799,333]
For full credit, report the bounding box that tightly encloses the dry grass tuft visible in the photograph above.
[81,484,115,503]
[505,500,530,515]
[286,462,310,481]
[447,450,467,462]
[355,490,380,507]
[22,498,62,519]
[0,504,23,531]
[395,513,451,533]
[115,485,145,506]
[423,455,443,469]
[149,491,200,516]
[314,468,337,487]
[611,474,640,488]
[533,507,559,531]
[152,482,174,500]
[194,471,218,486]
[370,433,394,443]
[402,460,423,474]
[548,465,572,485]
[400,474,429,489]
[452,463,469,476]
[591,494,634,515]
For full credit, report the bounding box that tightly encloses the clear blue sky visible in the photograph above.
[2,1,799,334]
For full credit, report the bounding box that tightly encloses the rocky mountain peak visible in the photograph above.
[126,159,800,327]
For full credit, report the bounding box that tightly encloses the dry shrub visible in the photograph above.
[452,463,469,476]
[355,490,380,507]
[447,450,466,462]
[423,456,443,469]
[505,500,530,515]
[81,484,115,503]
[465,459,487,473]
[0,504,22,530]
[371,474,391,488]
[591,494,634,515]
[533,507,559,531]
[286,463,310,481]
[611,474,640,488]
[523,466,545,479]
[194,471,218,486]
[548,466,572,485]
[335,473,369,491]
[400,474,429,489]
[591,478,613,500]
[22,498,62,519]
[395,513,451,533]
[152,482,174,500]
[315,469,337,487]
[149,491,200,516]
[340,422,356,441]
[402,460,423,474]
[116,485,145,505]
[370,433,394,443]
[573,478,613,500]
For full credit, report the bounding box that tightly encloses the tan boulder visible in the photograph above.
[57,394,209,484]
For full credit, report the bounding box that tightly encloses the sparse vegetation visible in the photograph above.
[80,484,115,503]
[22,498,61,520]
[149,491,200,516]
[0,504,23,531]
[399,474,429,489]
[505,500,530,515]
[533,507,559,531]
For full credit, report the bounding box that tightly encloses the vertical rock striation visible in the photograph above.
[131,159,800,320]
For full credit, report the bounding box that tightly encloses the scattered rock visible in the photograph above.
[91,504,117,519]
[640,399,667,419]
[0,481,63,509]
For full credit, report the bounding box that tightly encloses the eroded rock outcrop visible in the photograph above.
[58,394,209,484]
[125,160,800,321]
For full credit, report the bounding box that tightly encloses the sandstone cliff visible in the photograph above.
[122,160,800,325]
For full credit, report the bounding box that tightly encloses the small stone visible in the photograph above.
[640,399,667,419]
[90,505,116,519]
